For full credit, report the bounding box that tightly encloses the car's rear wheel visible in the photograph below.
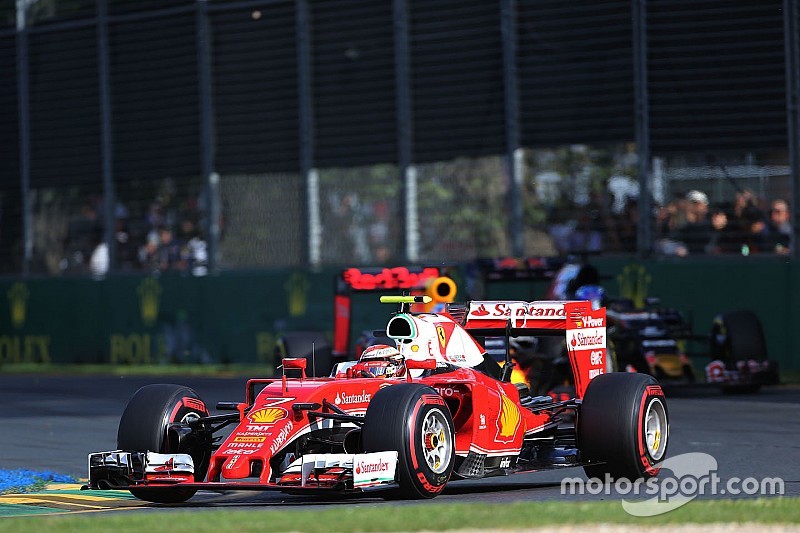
[362,384,454,499]
[579,373,668,481]
[117,384,210,503]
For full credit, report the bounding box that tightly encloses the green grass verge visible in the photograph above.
[1,498,798,532]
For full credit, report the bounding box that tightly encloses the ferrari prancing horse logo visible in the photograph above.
[436,325,446,349]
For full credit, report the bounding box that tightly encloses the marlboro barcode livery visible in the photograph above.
[87,295,669,502]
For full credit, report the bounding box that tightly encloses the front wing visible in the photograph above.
[88,450,400,493]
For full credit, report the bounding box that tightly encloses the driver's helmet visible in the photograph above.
[350,344,404,378]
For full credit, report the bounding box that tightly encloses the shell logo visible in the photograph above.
[248,407,288,424]
[496,393,520,442]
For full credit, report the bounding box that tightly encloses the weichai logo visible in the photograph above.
[248,407,288,424]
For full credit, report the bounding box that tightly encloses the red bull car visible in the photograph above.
[86,296,669,502]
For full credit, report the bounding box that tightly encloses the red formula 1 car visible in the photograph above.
[87,296,669,502]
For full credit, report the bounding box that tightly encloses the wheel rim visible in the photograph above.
[420,408,452,474]
[644,397,667,461]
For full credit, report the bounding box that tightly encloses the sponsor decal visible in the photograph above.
[248,407,289,424]
[495,391,521,443]
[499,457,511,469]
[590,350,603,366]
[239,430,272,436]
[446,353,467,363]
[436,325,447,350]
[8,282,28,329]
[469,302,567,319]
[479,414,487,430]
[226,449,257,455]
[225,456,240,470]
[472,304,490,316]
[269,421,294,454]
[334,390,372,405]
[246,425,276,432]
[227,442,261,449]
[589,368,604,379]
[341,267,440,291]
[569,329,605,350]
[234,436,266,443]
[580,315,604,328]
[137,277,161,327]
[355,459,391,475]
[352,451,398,487]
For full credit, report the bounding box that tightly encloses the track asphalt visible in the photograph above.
[1,375,798,516]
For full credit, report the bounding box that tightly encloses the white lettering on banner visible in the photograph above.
[353,451,398,487]
[335,391,372,405]
[589,369,604,379]
[469,302,567,319]
[247,425,275,432]
[582,316,604,328]
[590,350,604,365]
[569,327,605,350]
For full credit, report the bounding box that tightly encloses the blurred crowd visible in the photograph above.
[550,188,792,257]
[61,193,208,278]
[654,188,791,257]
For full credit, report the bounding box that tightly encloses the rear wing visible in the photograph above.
[461,300,607,398]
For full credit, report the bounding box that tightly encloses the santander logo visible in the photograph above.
[472,304,490,316]
[335,391,371,405]
[355,459,390,475]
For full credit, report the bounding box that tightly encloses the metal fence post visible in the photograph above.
[97,0,116,271]
[197,0,219,272]
[394,0,417,263]
[633,0,652,258]
[296,0,319,267]
[785,0,800,260]
[15,0,31,276]
[501,0,523,257]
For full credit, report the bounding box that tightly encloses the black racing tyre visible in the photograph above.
[275,331,333,377]
[709,310,767,362]
[362,384,454,499]
[117,384,210,503]
[579,373,668,481]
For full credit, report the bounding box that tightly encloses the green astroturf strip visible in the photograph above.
[0,503,62,517]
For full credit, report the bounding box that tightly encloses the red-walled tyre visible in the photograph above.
[117,384,210,503]
[362,384,454,499]
[579,373,668,481]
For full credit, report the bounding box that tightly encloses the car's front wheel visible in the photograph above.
[117,384,211,503]
[362,384,454,499]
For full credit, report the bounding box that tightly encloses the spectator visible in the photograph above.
[88,228,109,278]
[154,225,186,271]
[736,205,771,255]
[705,206,737,254]
[675,190,712,254]
[766,199,791,255]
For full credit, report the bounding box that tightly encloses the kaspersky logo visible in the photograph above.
[8,282,29,329]
[617,264,651,309]
[248,408,288,424]
[137,277,161,327]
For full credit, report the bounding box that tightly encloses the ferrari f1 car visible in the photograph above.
[86,296,669,502]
